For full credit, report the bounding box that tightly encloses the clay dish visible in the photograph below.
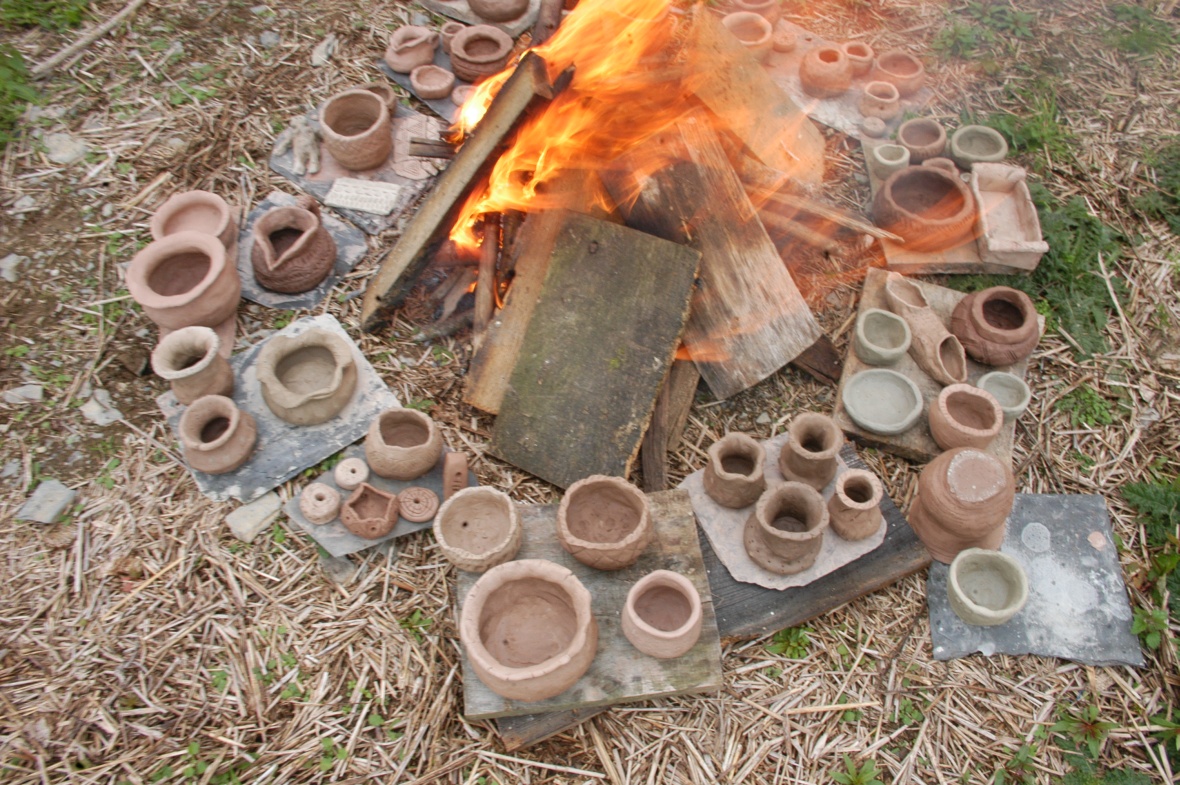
[859,80,900,121]
[410,64,456,100]
[178,394,257,475]
[841,41,874,77]
[779,412,843,490]
[908,447,1014,563]
[256,327,358,425]
[557,475,652,571]
[333,457,370,490]
[928,383,1003,451]
[150,190,237,250]
[743,481,829,575]
[873,164,976,253]
[449,25,514,83]
[976,371,1031,423]
[300,482,341,525]
[721,12,773,63]
[151,325,234,405]
[949,124,1009,169]
[339,483,399,539]
[319,89,393,171]
[828,469,884,541]
[869,49,925,96]
[947,548,1029,626]
[703,432,766,509]
[127,231,241,333]
[842,368,923,435]
[434,486,522,572]
[867,143,910,181]
[860,116,887,138]
[365,407,444,480]
[897,117,947,163]
[469,0,528,22]
[798,45,851,98]
[854,308,911,365]
[621,570,703,659]
[950,286,1040,365]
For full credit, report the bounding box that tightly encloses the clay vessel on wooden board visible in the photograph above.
[732,0,781,25]
[256,327,357,425]
[928,384,1003,451]
[854,307,911,365]
[358,81,397,111]
[449,25,514,83]
[150,190,237,251]
[127,231,241,338]
[907,447,1014,564]
[443,452,470,499]
[867,143,910,181]
[841,41,874,77]
[869,49,925,97]
[319,89,393,171]
[339,483,400,539]
[334,457,369,490]
[151,325,234,405]
[779,412,843,490]
[410,64,456,101]
[842,368,924,436]
[897,118,947,164]
[798,45,852,98]
[300,482,341,525]
[771,22,796,53]
[469,0,528,22]
[859,81,901,121]
[178,394,257,475]
[459,558,598,702]
[384,25,439,73]
[440,21,465,55]
[250,195,337,294]
[434,486,522,572]
[721,12,773,63]
[875,163,976,253]
[948,125,1008,170]
[882,272,968,385]
[947,548,1028,626]
[557,475,652,571]
[949,286,1040,366]
[703,432,766,509]
[365,407,444,480]
[828,469,884,541]
[976,371,1030,423]
[621,570,702,659]
[744,482,829,575]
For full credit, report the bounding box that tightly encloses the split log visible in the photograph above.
[532,0,564,46]
[473,215,499,348]
[640,359,701,492]
[408,137,456,159]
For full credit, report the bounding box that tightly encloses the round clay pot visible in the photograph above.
[410,64,456,101]
[334,457,369,490]
[256,327,358,425]
[358,81,397,110]
[866,142,910,180]
[339,482,399,539]
[883,272,969,385]
[721,12,773,63]
[319,89,393,171]
[779,412,843,490]
[434,486,522,572]
[841,41,874,77]
[469,0,528,22]
[929,384,1003,451]
[440,21,465,55]
[127,231,241,334]
[443,452,470,500]
[151,325,234,405]
[557,475,652,571]
[771,22,797,52]
[703,432,767,509]
[948,124,1008,170]
[869,49,925,97]
[743,482,829,576]
[859,80,900,120]
[150,190,237,251]
[365,407,444,480]
[178,394,257,475]
[949,286,1040,366]
[860,116,887,139]
[873,164,976,253]
[732,0,781,25]
[459,558,598,701]
[897,118,947,163]
[384,25,439,73]
[854,307,911,365]
[449,25,514,83]
[828,469,884,541]
[976,371,1031,423]
[798,45,852,98]
[251,195,337,294]
[947,548,1028,626]
[300,482,341,524]
[451,84,477,106]
[621,570,702,659]
[907,447,1014,563]
[842,368,923,435]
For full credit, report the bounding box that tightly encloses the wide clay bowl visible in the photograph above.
[869,49,925,97]
[928,383,1003,451]
[434,487,522,572]
[873,165,976,252]
[721,12,773,63]
[621,570,703,659]
[842,368,923,435]
[897,118,947,163]
[256,327,357,426]
[947,548,1028,626]
[976,371,1031,423]
[949,125,1009,169]
[557,475,652,570]
[150,190,236,249]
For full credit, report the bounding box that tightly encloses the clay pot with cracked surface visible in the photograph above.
[841,41,874,77]
[882,273,968,385]
[151,325,234,405]
[947,548,1028,626]
[859,80,900,121]
[178,394,257,475]
[721,12,773,63]
[621,570,702,659]
[251,195,336,294]
[449,25,514,83]
[384,25,439,73]
[949,286,1040,366]
[365,407,444,480]
[319,89,393,171]
[799,45,852,98]
[410,64,456,100]
[434,486,521,572]
[300,482,341,525]
[907,447,1014,563]
[744,482,829,575]
[469,0,528,22]
[150,190,237,251]
[779,412,843,490]
[256,327,357,425]
[557,475,652,571]
[703,432,766,509]
[869,49,925,97]
[828,469,884,541]
[928,384,1003,451]
[340,483,400,539]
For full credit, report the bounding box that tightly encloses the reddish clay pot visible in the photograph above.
[399,487,440,523]
[950,286,1040,366]
[882,272,968,385]
[743,482,829,575]
[557,475,652,571]
[334,457,369,490]
[449,25,514,83]
[703,432,767,509]
[339,483,400,539]
[907,447,1014,563]
[897,118,947,163]
[721,12,773,63]
[799,45,852,98]
[859,80,900,121]
[410,64,456,100]
[178,394,257,475]
[151,325,234,405]
[928,384,1003,451]
[384,25,439,73]
[251,195,336,294]
[319,89,393,171]
[873,163,976,253]
[469,0,528,22]
[828,469,884,541]
[300,482,341,525]
[150,190,237,251]
[434,486,521,572]
[257,327,357,425]
[443,452,470,500]
[732,0,781,25]
[841,41,874,77]
[127,231,241,336]
[358,81,396,110]
[621,570,702,659]
[365,407,444,480]
[440,21,465,55]
[870,49,926,97]
[779,412,844,490]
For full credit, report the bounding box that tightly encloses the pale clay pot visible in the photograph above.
[365,407,444,481]
[779,412,843,490]
[127,230,241,337]
[178,394,257,475]
[828,469,884,541]
[947,548,1029,626]
[703,432,767,509]
[842,368,924,435]
[976,372,1031,423]
[434,487,522,572]
[907,447,1014,563]
[621,570,703,659]
[150,190,237,251]
[151,325,234,405]
[256,327,358,426]
[557,475,652,571]
[319,89,393,171]
[949,125,1009,169]
[859,80,900,121]
[854,308,911,365]
[883,272,968,385]
[869,49,926,97]
[867,143,910,181]
[743,482,829,576]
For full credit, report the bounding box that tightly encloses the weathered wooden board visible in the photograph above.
[789,335,844,387]
[490,210,700,489]
[458,489,723,720]
[641,359,701,492]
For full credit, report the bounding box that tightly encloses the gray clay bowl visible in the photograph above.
[854,308,912,366]
[975,372,1031,423]
[947,548,1029,626]
[842,368,923,435]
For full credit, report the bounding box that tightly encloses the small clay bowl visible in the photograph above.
[451,84,477,106]
[854,308,911,365]
[897,117,947,163]
[621,570,703,659]
[869,49,925,97]
[867,143,910,181]
[928,384,1003,451]
[557,475,652,571]
[434,486,522,572]
[841,41,874,77]
[842,368,923,435]
[947,548,1028,626]
[949,124,1009,169]
[721,12,773,63]
[410,64,456,101]
[976,372,1031,423]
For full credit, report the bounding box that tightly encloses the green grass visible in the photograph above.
[1134,136,1180,236]
[1107,4,1176,56]
[0,0,89,30]
[0,45,37,150]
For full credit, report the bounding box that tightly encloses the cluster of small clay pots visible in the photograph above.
[384,21,514,106]
[793,43,925,106]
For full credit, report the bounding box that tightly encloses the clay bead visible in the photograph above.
[300,482,341,525]
[799,45,852,98]
[151,325,234,405]
[365,407,444,480]
[443,452,470,500]
[828,469,884,541]
[721,12,773,63]
[859,80,900,121]
[434,486,521,572]
[621,570,703,659]
[907,447,1014,563]
[882,273,968,385]
[703,432,766,509]
[469,0,528,22]
[339,483,400,539]
[319,89,393,171]
[384,25,439,73]
[127,231,241,335]
[841,41,874,77]
[150,190,237,252]
[178,394,257,475]
[949,286,1040,366]
[744,482,829,575]
[928,384,1003,451]
[333,457,370,490]
[557,475,652,571]
[874,164,977,252]
[869,49,925,97]
[251,195,337,294]
[947,548,1028,626]
[779,412,843,490]
[256,327,358,425]
[897,118,947,163]
[449,25,514,83]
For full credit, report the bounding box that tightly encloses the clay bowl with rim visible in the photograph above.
[950,285,1040,366]
[178,394,257,475]
[869,48,925,96]
[256,327,358,426]
[948,124,1009,169]
[434,486,522,572]
[318,89,393,171]
[127,230,241,331]
[410,64,456,101]
[841,41,874,77]
[842,368,923,435]
[449,25,514,83]
[365,406,444,480]
[150,190,236,248]
[854,308,911,365]
[928,383,1003,451]
[721,12,773,62]
[975,371,1031,423]
[557,475,652,571]
[859,80,900,120]
[621,570,703,659]
[947,548,1028,626]
[897,117,947,163]
[798,45,852,98]
[872,164,976,252]
[703,432,766,509]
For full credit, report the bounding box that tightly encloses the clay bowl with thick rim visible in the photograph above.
[621,570,703,659]
[872,164,976,252]
[869,48,925,97]
[949,124,1009,169]
[557,475,652,571]
[365,406,444,480]
[947,548,1028,626]
[928,383,1003,451]
[434,486,522,572]
[842,368,923,435]
[854,308,911,365]
[976,371,1031,423]
[721,12,773,62]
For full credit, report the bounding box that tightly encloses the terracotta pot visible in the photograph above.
[440,21,465,55]
[949,286,1040,366]
[178,394,257,475]
[451,85,477,106]
[151,325,234,405]
[449,25,514,83]
[841,41,874,77]
[434,486,522,572]
[859,80,900,121]
[339,483,400,539]
[947,548,1028,626]
[873,164,976,254]
[365,407,444,480]
[469,0,528,22]
[976,371,1031,423]
[949,125,1008,169]
[300,482,341,524]
[779,412,843,490]
[733,0,781,25]
[842,368,924,435]
[399,487,439,522]
[897,118,947,163]
[771,22,796,53]
[251,195,337,294]
[883,272,968,385]
[854,307,911,365]
[866,143,910,181]
[127,231,241,335]
[557,475,652,571]
[150,190,237,251]
[744,482,829,575]
[828,469,884,541]
[443,452,470,500]
[256,327,357,425]
[703,432,766,509]
[621,570,702,659]
[869,49,925,97]
[410,64,456,100]
[319,89,393,171]
[721,12,773,63]
[907,447,1014,563]
[384,25,439,73]
[459,559,597,701]
[334,457,369,490]
[358,81,396,110]
[798,45,852,98]
[929,384,1003,451]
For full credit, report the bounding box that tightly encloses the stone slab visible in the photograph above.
[419,0,540,38]
[225,491,282,543]
[16,479,76,524]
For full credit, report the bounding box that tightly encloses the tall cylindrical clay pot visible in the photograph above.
[743,482,829,575]
[178,394,257,475]
[907,447,1015,563]
[251,195,337,294]
[557,475,652,571]
[949,286,1040,366]
[151,325,234,405]
[256,327,357,425]
[703,432,766,508]
[365,407,444,480]
[434,486,522,572]
[828,469,884,541]
[127,231,241,334]
[319,89,393,171]
[779,412,843,490]
[621,570,703,659]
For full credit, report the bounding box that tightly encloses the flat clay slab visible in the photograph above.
[928,493,1144,667]
[159,315,400,503]
[456,489,723,720]
[236,190,369,310]
[419,0,540,38]
[679,432,886,590]
[378,53,467,125]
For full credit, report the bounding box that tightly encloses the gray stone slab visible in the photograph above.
[928,494,1144,667]
[16,479,76,523]
[225,491,282,543]
[378,55,465,125]
[419,0,540,38]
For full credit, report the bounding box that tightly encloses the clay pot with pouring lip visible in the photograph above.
[449,25,514,83]
[873,163,977,254]
[250,195,336,294]
[721,12,773,63]
[778,412,843,490]
[557,475,652,571]
[469,0,528,22]
[841,41,874,77]
[828,469,884,541]
[882,272,968,385]
[434,486,522,572]
[365,407,444,481]
[300,482,341,525]
[744,482,829,576]
[798,45,852,98]
[339,483,400,539]
[869,49,925,97]
[410,64,456,100]
[703,432,766,509]
[178,394,257,475]
[859,80,900,121]
[150,190,237,252]
[907,447,1014,563]
[949,286,1040,366]
[256,327,358,425]
[151,325,234,405]
[319,89,393,171]
[621,570,703,659]
[928,383,1004,451]
[384,25,439,73]
[947,548,1029,626]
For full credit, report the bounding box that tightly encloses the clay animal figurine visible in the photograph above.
[703,432,766,509]
[907,447,1014,563]
[272,115,321,176]
[178,394,257,475]
[251,195,337,294]
[779,412,843,490]
[365,407,444,480]
[339,483,400,539]
[744,482,829,576]
[151,325,234,405]
[621,570,703,659]
[882,272,968,385]
[434,486,521,572]
[557,475,652,570]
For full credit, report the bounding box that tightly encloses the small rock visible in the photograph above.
[117,348,151,377]
[250,3,269,13]
[12,195,36,212]
[259,30,281,48]
[102,203,114,218]
[4,383,44,405]
[319,552,359,585]
[310,32,338,67]
[225,492,282,543]
[410,11,429,25]
[44,132,89,165]
[2,460,21,479]
[0,253,28,283]
[80,389,123,426]
[17,479,77,524]
[756,412,772,425]
[25,104,66,123]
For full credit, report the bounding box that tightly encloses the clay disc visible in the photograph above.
[400,486,440,522]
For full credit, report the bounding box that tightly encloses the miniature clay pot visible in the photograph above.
[948,124,1009,170]
[721,12,773,63]
[907,447,1015,563]
[150,190,237,251]
[256,327,357,425]
[440,21,465,55]
[744,482,829,576]
[841,41,874,77]
[319,89,393,171]
[859,80,900,121]
[557,475,652,571]
[883,273,969,385]
[947,548,1029,626]
[399,487,439,523]
[867,143,910,181]
[874,164,976,254]
[384,25,439,73]
[128,231,241,336]
[449,25,514,83]
[976,371,1031,423]
[151,325,234,405]
[443,452,470,500]
[334,457,369,490]
[410,64,456,100]
[949,286,1040,366]
[860,116,887,139]
[798,45,852,98]
[842,368,924,435]
[703,432,766,509]
[896,118,947,164]
[621,570,703,659]
[451,84,477,106]
[365,407,444,480]
[771,22,796,53]
[928,384,1004,451]
[250,195,337,294]
[854,308,911,365]
[358,81,397,110]
[434,486,522,572]
[469,0,528,22]
[339,483,399,539]
[779,412,843,490]
[733,0,781,25]
[300,482,341,525]
[459,558,598,701]
[178,394,257,475]
[869,49,925,97]
[828,469,884,541]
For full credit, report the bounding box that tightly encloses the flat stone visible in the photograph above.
[755,412,772,425]
[1,460,20,479]
[319,553,359,584]
[4,383,43,404]
[80,389,123,425]
[17,479,76,523]
[259,30,281,48]
[310,33,338,66]
[225,491,282,543]
[0,253,28,283]
[44,133,89,165]
[117,348,150,376]
[12,196,36,212]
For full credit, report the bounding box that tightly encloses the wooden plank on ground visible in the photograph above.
[640,359,701,492]
[790,335,843,387]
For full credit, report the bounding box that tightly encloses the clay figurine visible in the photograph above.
[334,457,369,490]
[449,25,514,83]
[869,49,925,97]
[398,487,440,523]
[947,548,1029,626]
[882,272,968,385]
[798,45,852,98]
[440,21,465,55]
[841,368,924,435]
[151,325,234,405]
[300,482,341,525]
[150,190,237,253]
[557,475,652,571]
[256,327,358,425]
[828,469,884,541]
[859,81,901,121]
[273,115,321,176]
[178,394,257,475]
[443,452,470,500]
[384,25,439,73]
[410,64,457,101]
[928,383,1004,451]
[779,412,843,490]
[703,432,767,509]
[866,143,910,181]
[721,12,773,63]
[854,307,911,365]
[621,570,703,659]
[841,41,874,77]
[744,482,829,576]
[948,125,1008,169]
[949,286,1040,366]
[896,117,947,164]
[469,0,528,22]
[339,483,400,539]
[319,89,393,171]
[907,447,1015,563]
[365,407,444,480]
[434,486,521,572]
[250,195,337,294]
[976,371,1031,423]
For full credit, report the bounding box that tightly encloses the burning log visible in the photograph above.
[532,0,564,46]
[473,214,500,348]
[408,137,456,159]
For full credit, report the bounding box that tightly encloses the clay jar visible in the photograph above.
[557,475,652,571]
[384,25,439,73]
[866,143,910,181]
[319,89,393,171]
[744,482,829,576]
[859,81,900,121]
[178,394,257,475]
[869,49,925,97]
[469,0,528,22]
[841,41,874,77]
[251,195,337,294]
[703,432,766,509]
[440,21,465,55]
[460,558,598,701]
[928,384,1003,451]
[842,368,924,435]
[908,447,1015,563]
[873,163,977,254]
[721,13,773,63]
[449,25,514,83]
[897,118,947,164]
[339,483,399,539]
[410,64,456,101]
[434,486,522,572]
[947,548,1029,626]
[883,273,968,385]
[949,286,1040,366]
[365,407,444,480]
[854,307,911,365]
[798,45,852,98]
[976,371,1031,423]
[828,469,884,541]
[621,570,702,659]
[732,0,781,25]
[300,482,341,525]
[151,325,234,405]
[949,125,1009,169]
[779,412,843,490]
[150,190,237,252]
[256,327,357,425]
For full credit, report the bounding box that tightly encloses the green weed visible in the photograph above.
[1107,5,1176,55]
[1,0,90,31]
[1134,137,1180,236]
[1131,606,1169,651]
[893,697,924,727]
[1122,479,1180,547]
[766,625,812,658]
[399,609,433,643]
[1051,705,1118,760]
[1056,386,1115,428]
[993,742,1038,785]
[831,754,885,785]
[317,738,347,772]
[0,45,36,150]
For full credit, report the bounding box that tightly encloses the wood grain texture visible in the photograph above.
[641,359,701,492]
[789,335,843,387]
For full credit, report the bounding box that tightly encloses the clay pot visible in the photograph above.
[873,164,976,254]
[434,486,522,572]
[151,325,234,405]
[859,80,900,121]
[440,21,465,55]
[976,371,1031,423]
[127,231,241,337]
[250,195,337,294]
[947,548,1028,626]
[860,116,887,139]
[869,49,925,97]
[621,570,702,659]
[949,286,1040,366]
[771,23,796,53]
[339,483,400,539]
[334,457,369,490]
[897,118,947,164]
[841,41,874,77]
[410,64,456,100]
[828,469,884,541]
[948,125,1008,170]
[883,273,969,385]
[459,558,598,701]
[256,327,357,425]
[557,475,652,571]
[178,394,257,475]
[842,368,924,435]
[798,45,852,98]
[150,190,237,251]
[907,447,1014,563]
[854,308,911,366]
[866,143,910,181]
[384,25,439,73]
[319,89,393,171]
[721,13,773,63]
[300,482,341,524]
[443,452,470,500]
[449,25,514,83]
[703,432,766,509]
[469,0,528,22]
[928,384,1003,451]
[358,81,396,110]
[743,482,829,575]
[365,407,444,480]
[451,85,477,106]
[732,0,781,25]
[779,412,843,490]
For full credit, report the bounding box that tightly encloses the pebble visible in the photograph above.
[225,492,282,543]
[44,132,89,165]
[12,195,36,212]
[311,32,338,67]
[80,389,124,426]
[25,105,66,123]
[756,412,772,425]
[1,460,20,479]
[0,253,28,283]
[17,479,76,524]
[259,30,281,48]
[250,4,269,13]
[102,204,114,218]
[320,552,359,585]
[4,383,44,404]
